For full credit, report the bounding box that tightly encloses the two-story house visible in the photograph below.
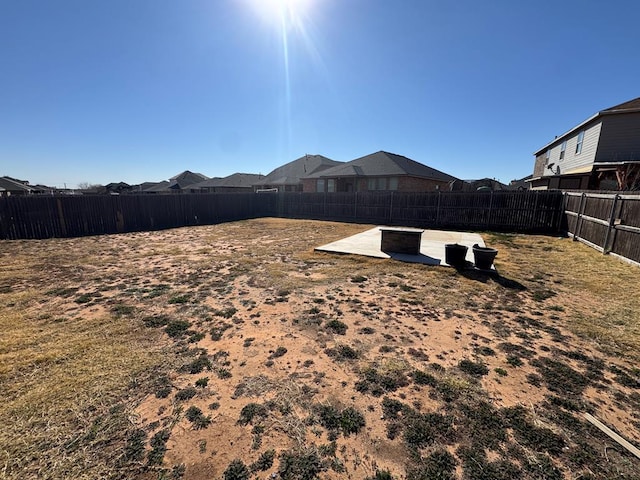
[530,97,640,190]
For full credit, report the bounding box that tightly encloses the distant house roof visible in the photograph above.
[142,171,209,192]
[255,155,341,186]
[167,171,209,189]
[0,176,35,193]
[192,173,265,189]
[143,181,171,192]
[304,151,458,182]
[534,97,640,155]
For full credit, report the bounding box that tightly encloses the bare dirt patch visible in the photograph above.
[1,218,639,479]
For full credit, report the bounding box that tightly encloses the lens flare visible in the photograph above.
[242,0,321,156]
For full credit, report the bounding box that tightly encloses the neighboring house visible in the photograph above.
[253,154,341,192]
[530,97,640,191]
[509,175,532,190]
[301,151,458,193]
[450,178,510,192]
[142,171,209,193]
[191,173,265,193]
[0,176,36,196]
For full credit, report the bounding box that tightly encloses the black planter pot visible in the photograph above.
[472,244,498,270]
[445,243,468,267]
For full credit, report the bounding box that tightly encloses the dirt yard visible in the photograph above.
[1,218,639,480]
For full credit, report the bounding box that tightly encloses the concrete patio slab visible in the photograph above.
[315,226,493,269]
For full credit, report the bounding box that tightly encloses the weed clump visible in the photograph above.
[278,449,325,480]
[185,406,211,429]
[366,470,394,480]
[251,449,276,472]
[406,449,456,480]
[325,319,348,335]
[530,357,589,396]
[124,429,147,461]
[458,359,489,377]
[182,354,211,374]
[147,429,170,465]
[355,365,409,396]
[503,406,565,455]
[270,346,288,358]
[143,314,170,328]
[214,306,237,319]
[325,344,359,361]
[223,459,250,480]
[238,403,269,426]
[175,387,197,401]
[313,404,366,437]
[164,320,191,338]
[412,369,437,387]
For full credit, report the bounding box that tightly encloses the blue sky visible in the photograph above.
[1,0,639,188]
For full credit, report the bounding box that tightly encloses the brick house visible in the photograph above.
[253,154,341,192]
[301,151,458,193]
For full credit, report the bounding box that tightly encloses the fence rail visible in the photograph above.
[564,192,640,265]
[0,194,271,240]
[269,191,564,233]
[0,191,564,240]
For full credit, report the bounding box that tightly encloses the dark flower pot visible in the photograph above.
[473,244,498,270]
[445,243,468,267]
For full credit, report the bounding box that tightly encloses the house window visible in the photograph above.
[367,178,396,190]
[327,179,335,192]
[575,130,584,154]
[316,179,325,192]
[545,149,550,165]
[559,140,567,160]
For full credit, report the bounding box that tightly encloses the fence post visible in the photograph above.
[354,191,358,219]
[436,191,441,226]
[324,191,327,217]
[557,192,568,233]
[486,191,494,227]
[603,194,620,254]
[532,191,539,229]
[56,198,67,237]
[389,191,394,224]
[574,193,587,241]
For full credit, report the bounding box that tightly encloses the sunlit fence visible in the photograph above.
[564,192,640,265]
[0,191,564,240]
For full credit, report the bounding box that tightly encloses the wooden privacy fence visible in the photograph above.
[0,194,271,240]
[269,190,564,233]
[564,192,640,265]
[0,190,564,240]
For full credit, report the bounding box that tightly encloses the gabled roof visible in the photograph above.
[255,155,341,186]
[600,97,640,113]
[192,173,264,189]
[0,176,35,192]
[535,97,640,155]
[144,171,210,191]
[304,151,458,182]
[143,181,170,192]
[169,170,208,182]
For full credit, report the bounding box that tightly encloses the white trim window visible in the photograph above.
[559,140,567,160]
[545,149,551,165]
[316,179,325,192]
[327,179,335,192]
[575,130,585,154]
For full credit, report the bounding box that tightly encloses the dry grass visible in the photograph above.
[1,218,639,480]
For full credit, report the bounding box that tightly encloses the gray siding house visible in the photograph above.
[530,98,640,190]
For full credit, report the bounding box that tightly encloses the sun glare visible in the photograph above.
[246,0,314,30]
